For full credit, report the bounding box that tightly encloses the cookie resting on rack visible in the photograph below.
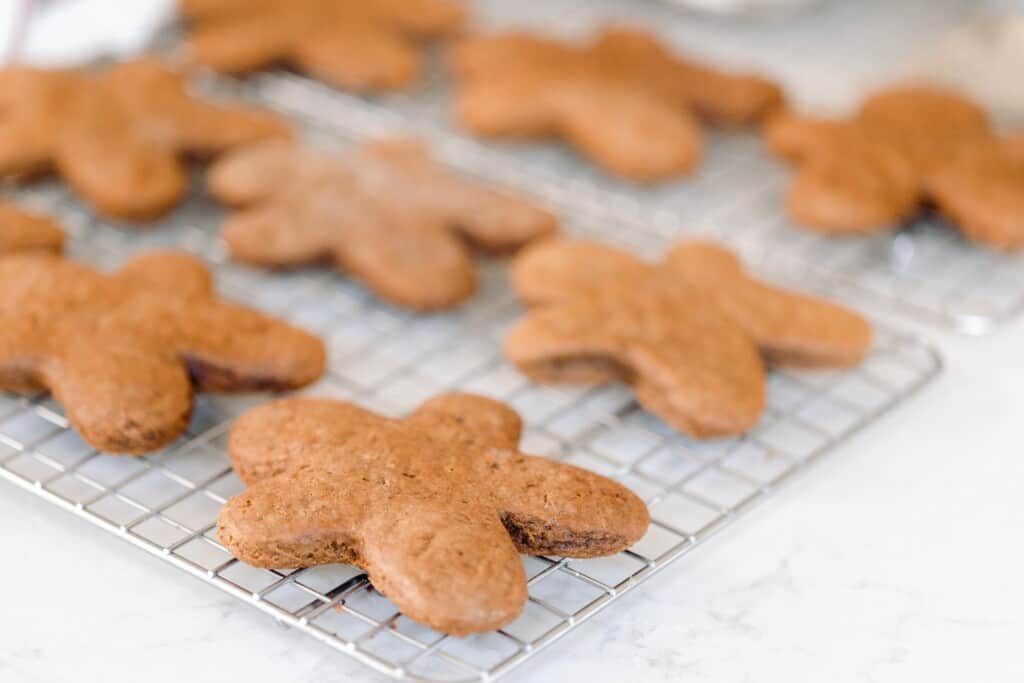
[181,0,465,91]
[448,26,784,181]
[218,393,649,636]
[208,138,558,310]
[0,251,324,454]
[0,58,290,221]
[766,85,1024,249]
[0,202,64,254]
[505,240,871,438]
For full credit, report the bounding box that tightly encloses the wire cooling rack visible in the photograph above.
[254,0,1021,335]
[1,97,940,682]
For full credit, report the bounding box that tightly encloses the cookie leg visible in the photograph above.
[41,339,194,454]
[361,506,527,636]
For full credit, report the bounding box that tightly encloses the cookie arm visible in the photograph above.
[178,300,326,394]
[0,116,58,178]
[206,140,306,206]
[220,201,343,267]
[0,203,65,254]
[666,243,872,367]
[491,453,649,558]
[217,462,368,568]
[171,101,291,158]
[504,304,631,385]
[358,141,558,253]
[930,155,1024,251]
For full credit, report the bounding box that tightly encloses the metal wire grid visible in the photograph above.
[2,109,939,682]
[262,0,1023,335]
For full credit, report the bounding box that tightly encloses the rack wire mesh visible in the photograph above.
[264,0,1021,335]
[1,93,940,681]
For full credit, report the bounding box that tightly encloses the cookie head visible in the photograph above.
[208,138,557,310]
[0,251,325,453]
[218,393,649,636]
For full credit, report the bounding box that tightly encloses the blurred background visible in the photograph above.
[2,0,1022,123]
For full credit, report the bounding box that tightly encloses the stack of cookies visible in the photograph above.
[1,0,996,638]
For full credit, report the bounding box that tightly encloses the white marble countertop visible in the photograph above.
[2,2,1023,682]
[2,317,1022,683]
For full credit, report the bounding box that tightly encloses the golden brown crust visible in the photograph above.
[506,240,870,437]
[765,86,1024,249]
[448,26,783,181]
[0,58,290,221]
[218,393,649,636]
[0,203,64,254]
[180,0,464,91]
[209,138,557,310]
[0,251,325,454]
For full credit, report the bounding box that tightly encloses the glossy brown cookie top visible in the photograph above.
[0,58,290,221]
[0,251,324,454]
[765,86,1024,249]
[181,0,465,91]
[449,26,783,182]
[218,393,649,636]
[208,138,557,310]
[506,240,870,438]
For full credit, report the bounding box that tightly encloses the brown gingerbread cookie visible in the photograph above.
[765,85,1024,249]
[208,138,558,310]
[0,58,290,221]
[448,26,784,181]
[0,202,64,254]
[181,0,464,91]
[218,393,649,636]
[0,251,325,454]
[505,240,870,437]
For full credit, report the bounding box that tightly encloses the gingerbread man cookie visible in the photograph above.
[0,203,64,254]
[449,26,784,181]
[506,240,870,437]
[766,86,1024,249]
[218,393,649,636]
[181,0,465,91]
[0,58,290,220]
[0,251,325,454]
[208,138,558,310]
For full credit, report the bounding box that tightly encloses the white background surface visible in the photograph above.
[1,2,1023,682]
